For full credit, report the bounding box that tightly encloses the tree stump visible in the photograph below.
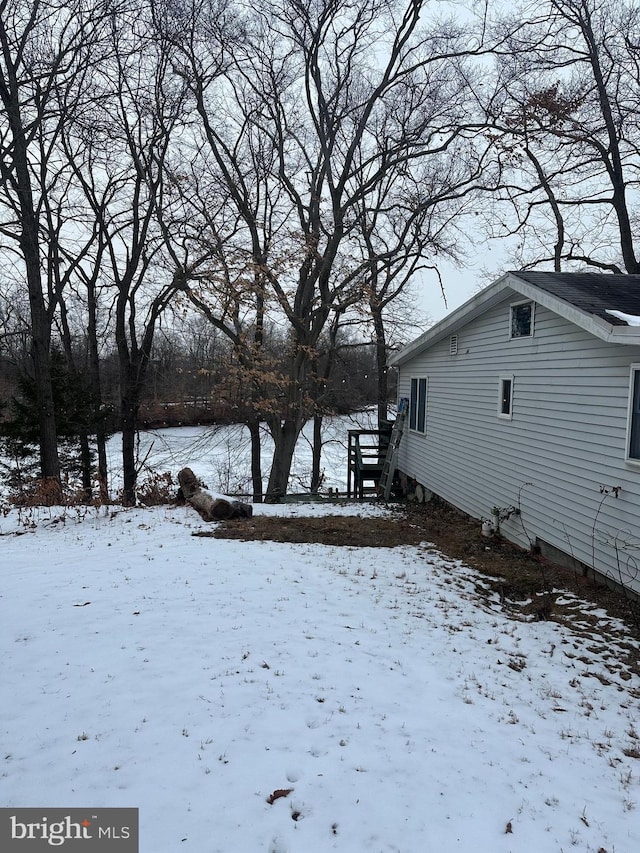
[178,468,253,521]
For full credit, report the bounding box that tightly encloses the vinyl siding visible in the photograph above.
[396,294,640,595]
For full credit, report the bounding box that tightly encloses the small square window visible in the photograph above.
[510,302,534,338]
[498,375,513,419]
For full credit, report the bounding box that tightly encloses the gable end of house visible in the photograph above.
[391,271,640,599]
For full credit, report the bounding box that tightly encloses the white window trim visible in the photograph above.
[409,376,428,434]
[625,364,640,464]
[509,300,535,339]
[498,374,514,420]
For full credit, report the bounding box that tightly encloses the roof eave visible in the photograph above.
[607,326,640,343]
[507,273,640,343]
[504,273,616,341]
[389,273,514,367]
[390,271,640,367]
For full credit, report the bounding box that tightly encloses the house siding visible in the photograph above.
[396,292,640,595]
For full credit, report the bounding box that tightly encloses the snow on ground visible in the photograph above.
[1,500,639,853]
[107,412,379,499]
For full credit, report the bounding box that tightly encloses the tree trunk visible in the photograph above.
[265,418,302,501]
[87,278,110,502]
[577,3,639,273]
[248,417,263,503]
[116,296,154,505]
[121,393,138,506]
[311,413,323,493]
[178,467,253,520]
[79,431,92,502]
[265,339,311,500]
[1,21,61,495]
[523,145,565,272]
[19,176,60,489]
[371,303,389,427]
[95,430,109,504]
[119,333,156,504]
[29,318,61,491]
[119,356,146,506]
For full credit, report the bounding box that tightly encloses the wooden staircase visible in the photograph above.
[347,399,408,500]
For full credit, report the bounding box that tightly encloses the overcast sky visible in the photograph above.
[409,232,516,328]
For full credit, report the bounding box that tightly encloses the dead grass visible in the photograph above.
[197,512,425,548]
[205,497,640,673]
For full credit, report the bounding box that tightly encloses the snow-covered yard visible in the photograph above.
[105,416,377,499]
[1,498,639,853]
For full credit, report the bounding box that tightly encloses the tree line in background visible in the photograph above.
[1,0,639,503]
[0,312,387,498]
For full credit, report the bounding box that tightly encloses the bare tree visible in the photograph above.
[157,0,498,499]
[59,5,191,503]
[0,0,110,495]
[487,0,640,273]
[355,145,497,423]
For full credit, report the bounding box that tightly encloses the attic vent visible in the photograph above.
[449,334,459,355]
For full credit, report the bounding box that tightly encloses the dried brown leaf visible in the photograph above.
[267,788,293,805]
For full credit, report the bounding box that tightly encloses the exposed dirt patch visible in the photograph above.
[405,499,640,648]
[196,512,425,548]
[206,496,640,661]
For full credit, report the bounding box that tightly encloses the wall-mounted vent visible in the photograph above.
[449,334,459,355]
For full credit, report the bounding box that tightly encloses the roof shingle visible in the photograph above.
[511,271,640,326]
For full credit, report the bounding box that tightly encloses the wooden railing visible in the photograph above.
[347,425,392,499]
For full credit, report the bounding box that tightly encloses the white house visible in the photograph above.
[389,270,640,597]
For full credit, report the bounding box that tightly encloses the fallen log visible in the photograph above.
[177,467,253,521]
